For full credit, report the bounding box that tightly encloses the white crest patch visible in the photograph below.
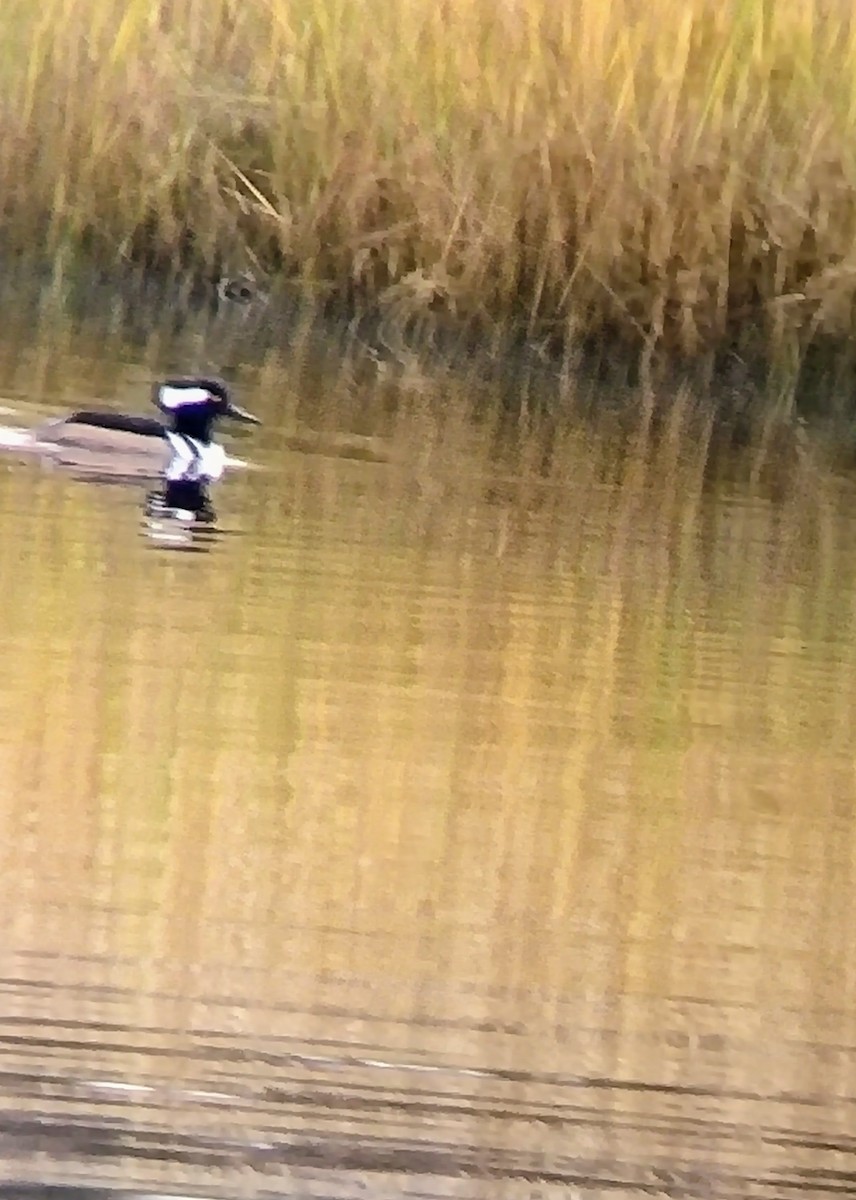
[158,384,211,410]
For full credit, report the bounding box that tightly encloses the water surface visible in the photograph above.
[0,305,855,1198]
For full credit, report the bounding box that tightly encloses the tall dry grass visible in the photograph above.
[4,0,856,373]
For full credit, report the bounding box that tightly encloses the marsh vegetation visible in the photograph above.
[5,0,856,440]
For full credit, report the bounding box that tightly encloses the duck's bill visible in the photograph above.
[226,402,261,425]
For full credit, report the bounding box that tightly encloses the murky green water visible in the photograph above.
[0,302,855,1198]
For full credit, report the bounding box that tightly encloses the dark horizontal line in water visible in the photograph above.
[3,1113,854,1199]
[2,1055,854,1178]
[1,1031,853,1195]
[0,974,729,1058]
[3,1064,853,1171]
[10,957,852,1031]
[0,1120,775,1199]
[0,997,530,1039]
[1,1006,853,1118]
[0,1190,118,1200]
[0,1066,789,1147]
[0,1025,848,1112]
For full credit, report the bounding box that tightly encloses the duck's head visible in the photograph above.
[154,377,260,442]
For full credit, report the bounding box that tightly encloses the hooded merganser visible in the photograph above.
[0,377,260,506]
[142,378,260,522]
[147,378,260,520]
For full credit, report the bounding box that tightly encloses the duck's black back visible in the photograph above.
[68,411,167,438]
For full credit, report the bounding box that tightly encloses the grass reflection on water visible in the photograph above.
[0,331,855,1194]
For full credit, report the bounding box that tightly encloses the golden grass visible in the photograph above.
[5,0,856,371]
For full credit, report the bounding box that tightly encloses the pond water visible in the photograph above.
[0,297,854,1198]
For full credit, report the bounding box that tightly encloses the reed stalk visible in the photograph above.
[3,0,856,375]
